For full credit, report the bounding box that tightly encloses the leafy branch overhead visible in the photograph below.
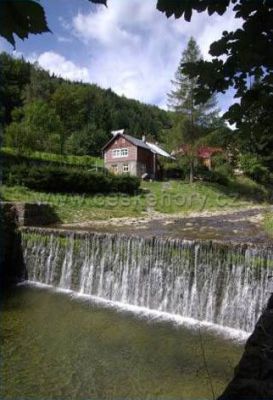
[159,0,273,170]
[0,0,50,46]
[0,0,107,46]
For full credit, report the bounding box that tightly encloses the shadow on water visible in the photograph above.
[218,292,273,399]
[0,204,26,294]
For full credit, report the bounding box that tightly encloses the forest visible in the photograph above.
[0,52,171,157]
[1,39,272,188]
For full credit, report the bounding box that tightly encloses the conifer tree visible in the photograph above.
[168,37,218,182]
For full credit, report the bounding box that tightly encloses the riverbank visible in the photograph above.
[1,177,270,223]
[59,207,272,244]
[2,178,272,244]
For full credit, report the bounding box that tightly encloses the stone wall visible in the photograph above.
[0,202,59,289]
[0,201,59,226]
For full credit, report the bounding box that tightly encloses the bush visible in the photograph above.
[197,168,229,186]
[162,158,188,180]
[4,164,140,195]
[239,153,270,184]
[195,153,233,186]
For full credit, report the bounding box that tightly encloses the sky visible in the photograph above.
[1,0,242,113]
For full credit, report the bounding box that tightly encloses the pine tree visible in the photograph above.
[168,37,218,182]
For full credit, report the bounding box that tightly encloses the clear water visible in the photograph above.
[0,285,243,400]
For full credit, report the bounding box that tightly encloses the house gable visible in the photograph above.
[104,134,138,162]
[102,132,172,178]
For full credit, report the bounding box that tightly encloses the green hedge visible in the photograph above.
[4,164,140,195]
[0,148,104,172]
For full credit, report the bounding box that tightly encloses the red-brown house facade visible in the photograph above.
[102,131,172,178]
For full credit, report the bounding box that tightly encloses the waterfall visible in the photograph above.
[21,228,273,333]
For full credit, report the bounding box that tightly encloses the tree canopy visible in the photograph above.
[1,53,170,155]
[159,0,273,171]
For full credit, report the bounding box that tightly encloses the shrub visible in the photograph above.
[162,158,188,180]
[197,168,229,186]
[4,164,140,195]
[239,153,270,184]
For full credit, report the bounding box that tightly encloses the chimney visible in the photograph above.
[111,129,124,136]
[142,135,146,143]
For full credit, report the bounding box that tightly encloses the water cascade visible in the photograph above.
[21,228,273,333]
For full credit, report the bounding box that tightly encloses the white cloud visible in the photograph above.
[36,51,90,82]
[69,0,242,109]
[57,36,73,43]
[22,1,242,111]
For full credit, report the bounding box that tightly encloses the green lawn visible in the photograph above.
[1,178,266,224]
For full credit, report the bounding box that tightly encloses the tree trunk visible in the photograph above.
[189,159,194,184]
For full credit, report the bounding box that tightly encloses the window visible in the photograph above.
[112,148,128,158]
[123,164,129,173]
[121,148,128,157]
[111,164,118,173]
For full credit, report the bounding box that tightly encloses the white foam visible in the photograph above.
[21,280,250,343]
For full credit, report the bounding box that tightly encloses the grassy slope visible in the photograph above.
[1,147,104,168]
[1,178,267,224]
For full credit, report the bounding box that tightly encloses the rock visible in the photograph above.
[218,298,273,399]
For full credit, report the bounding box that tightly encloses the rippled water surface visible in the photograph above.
[0,285,243,399]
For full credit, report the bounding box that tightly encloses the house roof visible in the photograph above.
[146,141,174,159]
[102,132,172,158]
[123,134,151,150]
[172,145,223,159]
[198,147,223,159]
[102,132,150,151]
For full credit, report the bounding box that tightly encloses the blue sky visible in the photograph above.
[1,0,241,112]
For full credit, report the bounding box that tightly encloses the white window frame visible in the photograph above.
[123,164,129,173]
[112,148,128,158]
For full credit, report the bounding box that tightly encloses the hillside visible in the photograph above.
[0,52,171,156]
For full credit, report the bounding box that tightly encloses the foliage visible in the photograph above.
[1,147,103,169]
[0,0,106,46]
[0,52,31,125]
[263,212,273,237]
[5,101,63,153]
[239,153,271,184]
[168,37,218,126]
[161,157,188,180]
[229,83,273,170]
[4,164,140,195]
[167,37,219,183]
[65,124,109,156]
[0,0,50,46]
[162,1,273,172]
[1,53,171,156]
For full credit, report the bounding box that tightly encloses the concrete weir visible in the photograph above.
[1,202,273,398]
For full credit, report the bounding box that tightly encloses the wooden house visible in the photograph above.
[102,130,172,178]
